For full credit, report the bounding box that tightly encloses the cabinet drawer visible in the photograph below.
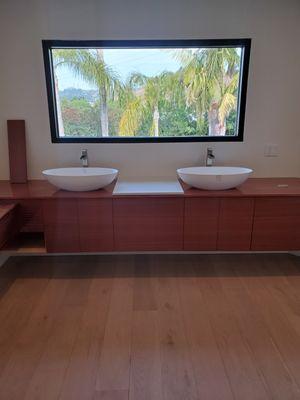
[252,198,300,250]
[44,227,80,253]
[217,198,254,250]
[43,199,78,226]
[184,198,219,250]
[43,199,79,253]
[114,198,184,251]
[78,199,113,252]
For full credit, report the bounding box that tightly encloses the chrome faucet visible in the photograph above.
[80,149,88,167]
[206,148,215,166]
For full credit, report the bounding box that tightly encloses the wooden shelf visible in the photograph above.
[2,233,46,254]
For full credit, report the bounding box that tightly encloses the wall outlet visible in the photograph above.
[264,144,279,157]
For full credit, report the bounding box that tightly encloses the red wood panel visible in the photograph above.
[19,200,44,232]
[78,199,113,252]
[43,227,80,253]
[114,198,184,251]
[0,204,16,220]
[217,198,254,251]
[43,199,80,253]
[43,199,78,226]
[7,120,28,183]
[184,198,219,250]
[0,204,18,249]
[251,197,300,251]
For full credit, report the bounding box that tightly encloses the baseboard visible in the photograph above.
[1,251,298,259]
[6,250,293,256]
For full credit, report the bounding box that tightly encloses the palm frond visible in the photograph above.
[53,49,122,97]
[118,98,143,136]
[218,92,236,125]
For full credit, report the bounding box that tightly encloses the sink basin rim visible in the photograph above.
[177,166,253,190]
[43,167,118,177]
[42,167,118,192]
[177,166,253,176]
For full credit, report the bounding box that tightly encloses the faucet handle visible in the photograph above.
[80,149,89,167]
[206,147,215,166]
[207,148,215,158]
[80,149,88,159]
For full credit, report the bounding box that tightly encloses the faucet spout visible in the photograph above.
[80,149,89,167]
[206,148,215,166]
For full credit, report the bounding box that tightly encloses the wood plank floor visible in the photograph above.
[0,253,300,400]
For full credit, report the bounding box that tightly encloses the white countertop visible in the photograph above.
[113,179,184,195]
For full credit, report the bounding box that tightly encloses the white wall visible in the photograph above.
[0,0,299,180]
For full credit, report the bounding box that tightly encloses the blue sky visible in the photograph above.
[56,48,182,90]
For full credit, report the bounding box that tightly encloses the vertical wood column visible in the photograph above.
[7,120,28,183]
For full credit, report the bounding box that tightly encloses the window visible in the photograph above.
[42,39,251,143]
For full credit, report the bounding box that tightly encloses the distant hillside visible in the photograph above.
[59,88,98,103]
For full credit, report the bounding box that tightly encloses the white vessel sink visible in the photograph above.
[177,166,253,190]
[43,167,118,192]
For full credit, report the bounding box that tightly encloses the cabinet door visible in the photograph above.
[43,199,80,253]
[114,198,184,251]
[251,197,300,250]
[78,199,113,252]
[184,198,219,250]
[217,198,254,250]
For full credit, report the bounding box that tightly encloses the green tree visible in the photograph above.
[176,48,240,136]
[53,49,122,137]
[60,97,100,137]
[119,71,184,137]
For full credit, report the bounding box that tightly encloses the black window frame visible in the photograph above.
[42,38,251,143]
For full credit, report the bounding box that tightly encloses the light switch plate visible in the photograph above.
[264,144,279,157]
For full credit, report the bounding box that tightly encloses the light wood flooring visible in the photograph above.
[0,253,300,399]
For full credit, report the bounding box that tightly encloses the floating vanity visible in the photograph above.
[0,178,299,254]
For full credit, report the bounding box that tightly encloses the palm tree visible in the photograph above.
[53,49,122,137]
[175,48,240,136]
[119,71,180,137]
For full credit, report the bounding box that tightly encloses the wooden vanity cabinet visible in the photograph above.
[251,197,300,250]
[184,198,219,250]
[217,198,254,250]
[113,197,184,251]
[41,194,300,254]
[1,178,299,254]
